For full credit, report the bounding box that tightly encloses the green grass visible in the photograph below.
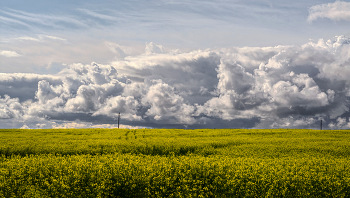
[1,129,350,197]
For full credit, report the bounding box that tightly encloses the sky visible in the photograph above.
[1,0,350,129]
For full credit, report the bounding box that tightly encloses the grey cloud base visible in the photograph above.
[1,36,350,129]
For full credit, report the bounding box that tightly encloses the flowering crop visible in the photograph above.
[0,129,350,197]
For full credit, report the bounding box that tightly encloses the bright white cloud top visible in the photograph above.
[308,1,350,22]
[1,0,350,129]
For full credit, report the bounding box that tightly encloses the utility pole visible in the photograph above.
[320,119,322,130]
[118,112,120,129]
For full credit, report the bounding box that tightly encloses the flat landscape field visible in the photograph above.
[1,128,350,197]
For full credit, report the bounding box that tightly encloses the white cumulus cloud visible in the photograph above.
[308,1,350,22]
[1,36,350,129]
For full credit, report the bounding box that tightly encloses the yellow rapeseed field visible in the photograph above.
[0,128,349,197]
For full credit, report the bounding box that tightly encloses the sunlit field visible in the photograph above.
[1,129,350,197]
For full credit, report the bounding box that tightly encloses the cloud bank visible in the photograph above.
[1,35,350,129]
[308,1,350,22]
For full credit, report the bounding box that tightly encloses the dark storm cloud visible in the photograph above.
[0,73,62,102]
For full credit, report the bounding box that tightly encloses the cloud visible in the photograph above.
[141,80,196,124]
[2,36,350,129]
[13,35,67,42]
[0,95,23,119]
[0,50,21,57]
[38,35,67,42]
[1,8,87,29]
[0,73,62,102]
[1,34,122,73]
[14,36,41,42]
[93,95,141,121]
[51,122,146,129]
[105,42,129,58]
[145,42,165,55]
[308,1,350,22]
[20,124,30,129]
[77,9,117,21]
[0,16,32,28]
[328,117,350,129]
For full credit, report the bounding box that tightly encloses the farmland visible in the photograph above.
[1,128,350,197]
